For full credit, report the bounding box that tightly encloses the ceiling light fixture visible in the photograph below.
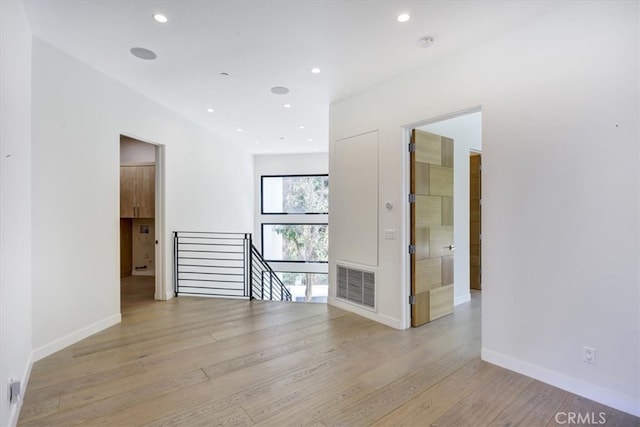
[236,128,243,132]
[153,14,168,23]
[308,139,313,142]
[255,141,261,144]
[283,104,291,108]
[130,47,157,60]
[311,67,321,74]
[271,86,289,95]
[418,36,435,48]
[299,126,304,129]
[206,108,214,113]
[397,13,410,23]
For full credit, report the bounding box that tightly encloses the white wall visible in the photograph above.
[253,153,328,275]
[329,1,639,416]
[30,38,254,358]
[0,2,33,425]
[419,111,482,305]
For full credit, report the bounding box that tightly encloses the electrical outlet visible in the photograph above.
[9,380,21,404]
[583,346,596,364]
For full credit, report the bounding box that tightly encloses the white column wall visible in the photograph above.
[329,1,639,415]
[0,2,33,426]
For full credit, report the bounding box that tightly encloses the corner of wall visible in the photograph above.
[482,348,640,417]
[31,313,121,362]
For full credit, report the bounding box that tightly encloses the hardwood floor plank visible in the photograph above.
[429,366,534,426]
[372,359,500,427]
[321,342,479,426]
[18,277,639,427]
[143,404,254,427]
[488,380,569,427]
[545,395,640,427]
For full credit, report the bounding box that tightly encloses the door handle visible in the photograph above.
[445,245,455,251]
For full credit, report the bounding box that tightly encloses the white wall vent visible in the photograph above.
[337,265,375,309]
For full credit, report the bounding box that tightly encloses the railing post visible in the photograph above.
[247,234,253,300]
[270,274,273,300]
[173,232,179,297]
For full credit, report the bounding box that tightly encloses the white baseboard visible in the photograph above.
[328,297,403,330]
[31,313,121,362]
[482,348,640,417]
[7,350,33,427]
[454,293,471,306]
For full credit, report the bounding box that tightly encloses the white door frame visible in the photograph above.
[120,133,168,301]
[401,105,482,328]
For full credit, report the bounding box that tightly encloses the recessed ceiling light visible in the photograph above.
[397,13,410,23]
[206,108,214,113]
[418,36,435,48]
[271,86,289,95]
[267,149,272,153]
[283,104,291,108]
[255,141,261,144]
[311,67,321,74]
[236,128,243,132]
[153,14,168,23]
[308,139,313,142]
[299,126,305,129]
[130,47,157,60]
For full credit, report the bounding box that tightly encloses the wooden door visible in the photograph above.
[120,218,133,277]
[136,165,155,218]
[411,129,454,327]
[120,166,136,218]
[470,154,482,289]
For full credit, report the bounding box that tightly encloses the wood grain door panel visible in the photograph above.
[120,167,136,218]
[136,166,155,218]
[411,129,454,327]
[470,154,482,290]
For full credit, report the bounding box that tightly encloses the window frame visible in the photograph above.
[261,222,329,263]
[260,174,329,215]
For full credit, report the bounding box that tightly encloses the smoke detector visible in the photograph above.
[418,36,435,48]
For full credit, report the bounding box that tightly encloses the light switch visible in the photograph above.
[384,229,396,240]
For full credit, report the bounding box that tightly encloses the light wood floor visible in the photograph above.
[19,276,638,426]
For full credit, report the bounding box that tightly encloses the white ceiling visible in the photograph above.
[22,1,561,154]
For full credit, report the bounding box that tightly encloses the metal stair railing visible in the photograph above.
[250,244,292,301]
[173,231,291,302]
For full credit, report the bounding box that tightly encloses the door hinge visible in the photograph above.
[479,163,482,171]
[479,233,482,241]
[479,198,482,206]
[409,295,416,305]
[408,193,416,204]
[408,143,416,153]
[408,244,416,254]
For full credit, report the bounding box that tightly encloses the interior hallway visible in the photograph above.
[18,284,639,426]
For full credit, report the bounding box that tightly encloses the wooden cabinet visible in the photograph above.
[120,165,155,218]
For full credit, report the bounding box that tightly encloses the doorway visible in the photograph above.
[119,135,166,305]
[406,108,482,328]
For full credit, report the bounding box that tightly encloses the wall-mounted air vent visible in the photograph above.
[337,265,375,309]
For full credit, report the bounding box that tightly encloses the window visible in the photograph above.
[261,174,328,214]
[262,223,328,262]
